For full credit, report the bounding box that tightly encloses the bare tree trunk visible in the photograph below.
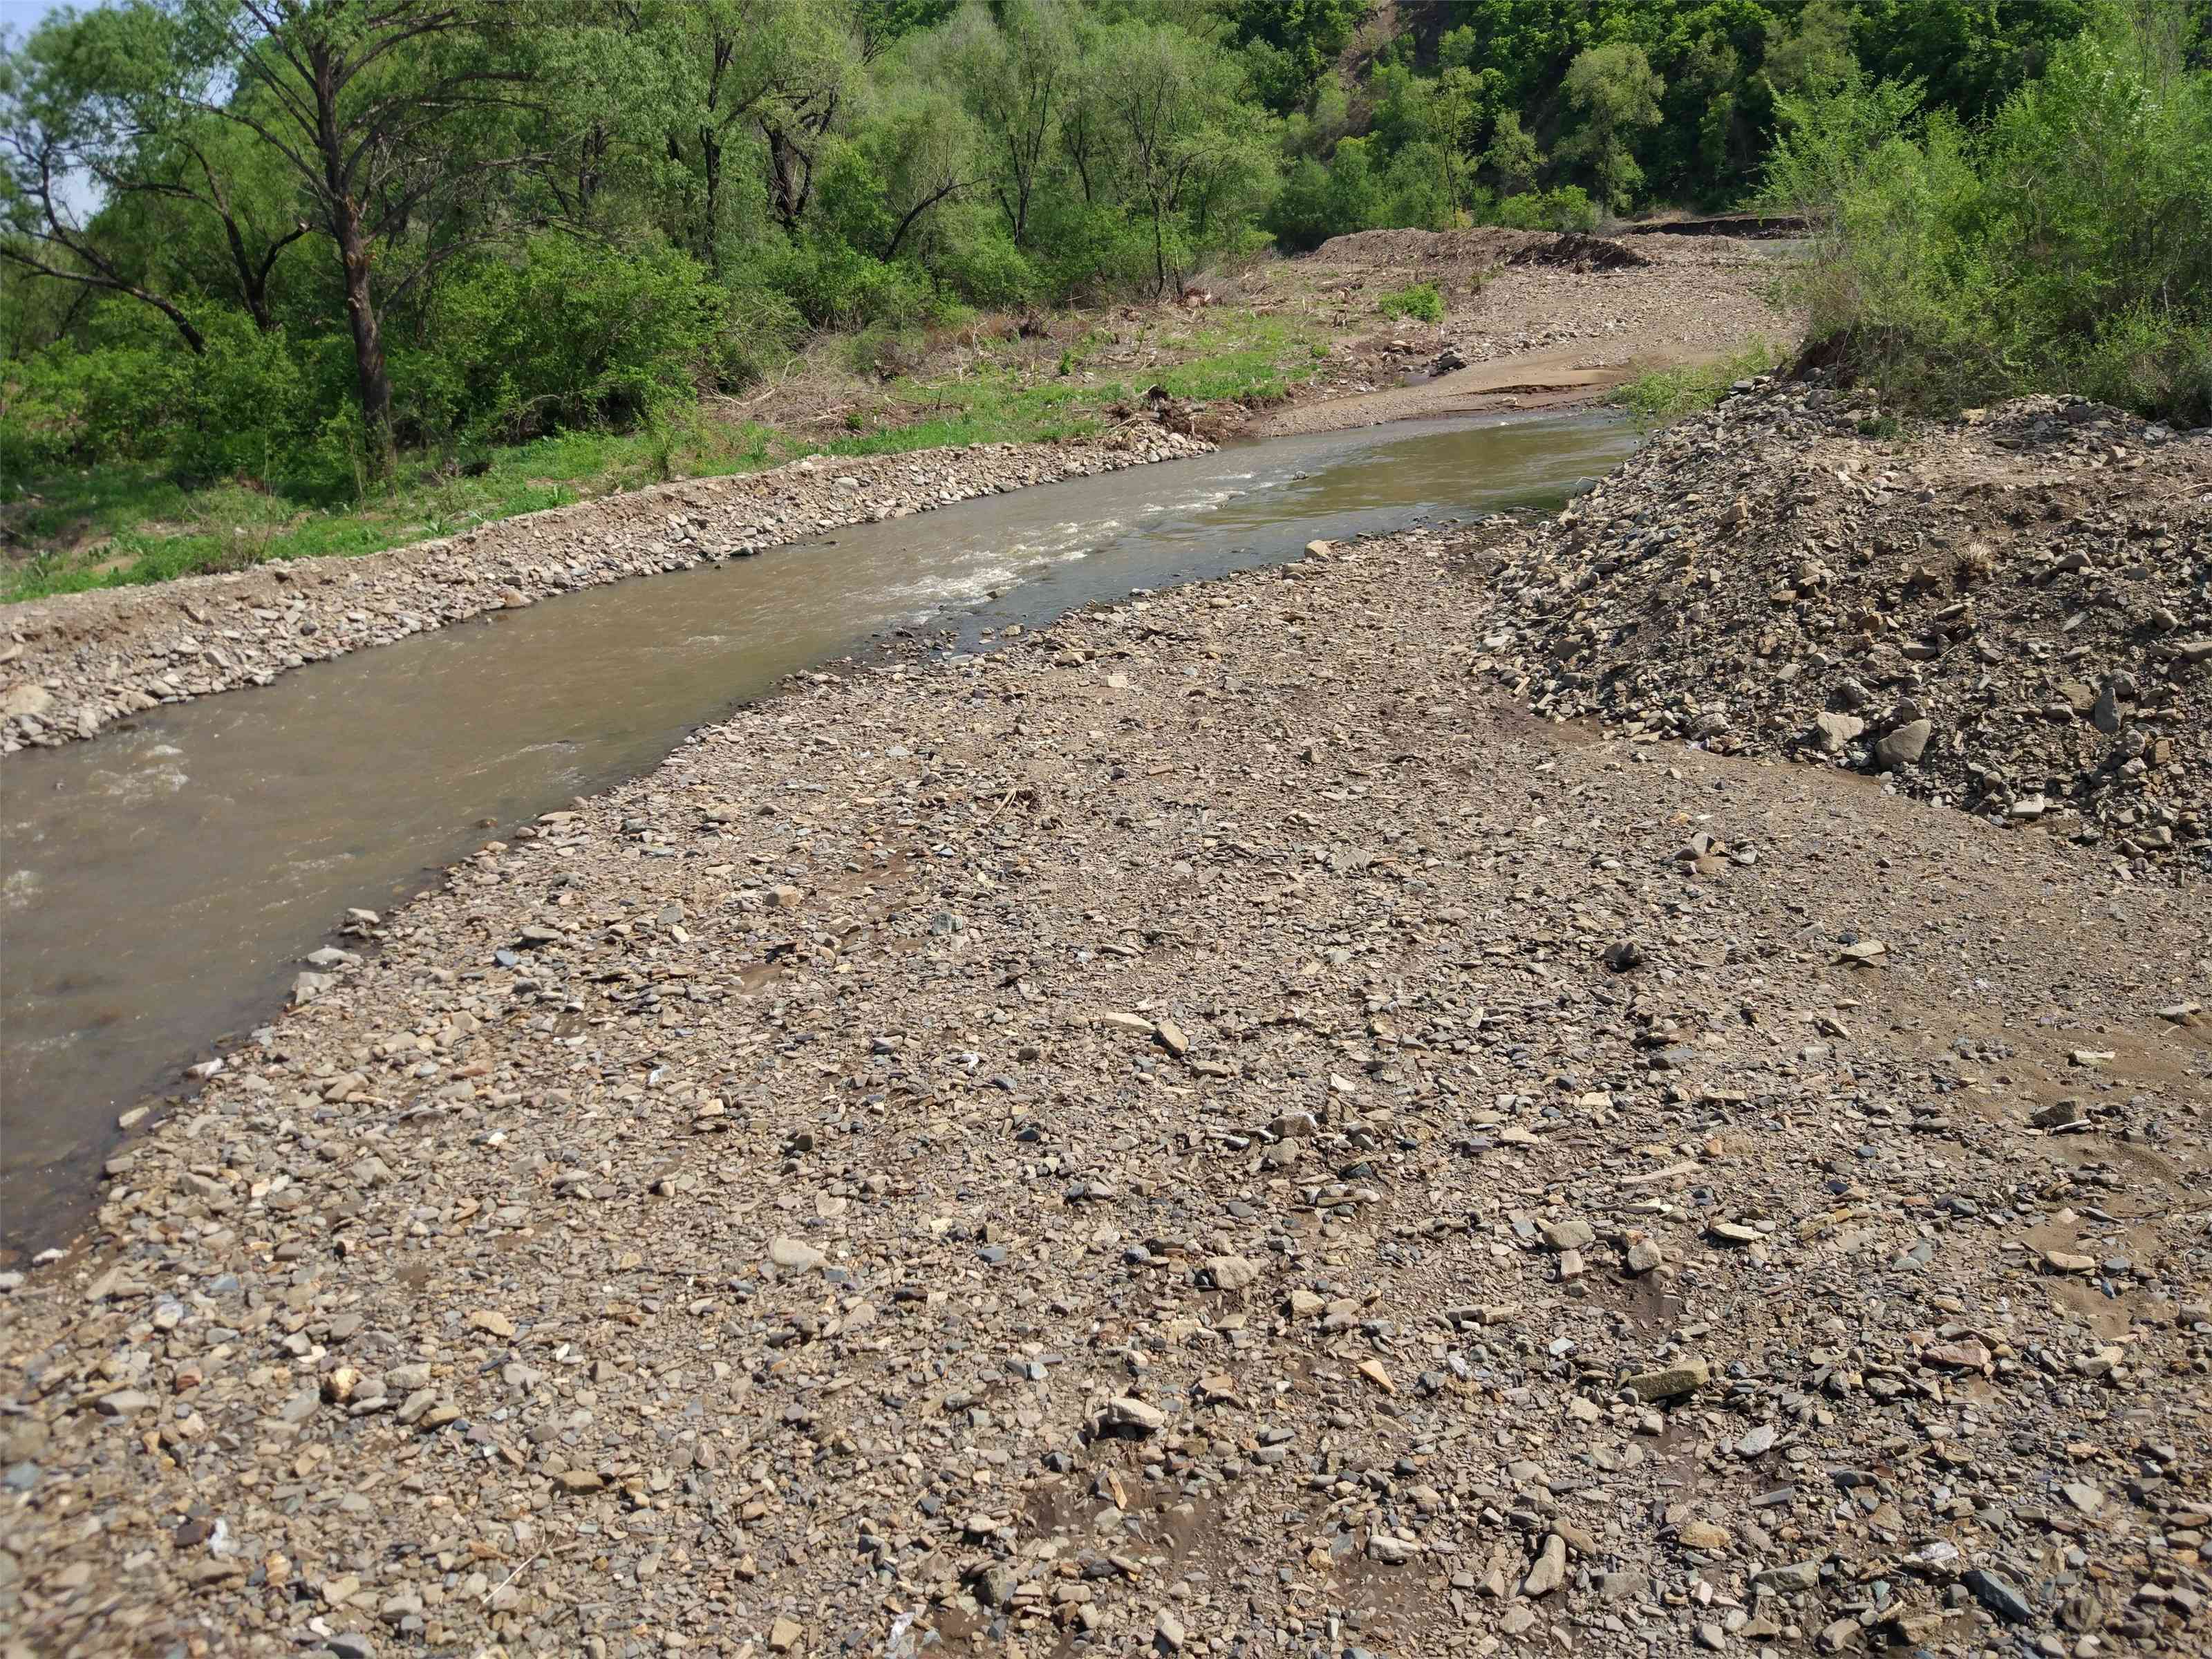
[700,129,723,272]
[335,205,393,473]
[312,44,393,476]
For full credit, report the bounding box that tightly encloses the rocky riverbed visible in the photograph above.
[0,429,1213,756]
[3,400,2209,1658]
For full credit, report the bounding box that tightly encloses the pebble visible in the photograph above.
[1524,1533,1568,1597]
[1623,1360,1711,1400]
[1965,1567,2036,1625]
[1485,386,2212,863]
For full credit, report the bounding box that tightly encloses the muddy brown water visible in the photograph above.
[0,412,1638,1256]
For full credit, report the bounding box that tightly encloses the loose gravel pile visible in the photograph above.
[3,489,2208,1658]
[1481,386,2212,869]
[0,429,1212,756]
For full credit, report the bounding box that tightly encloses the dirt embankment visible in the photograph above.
[0,429,1211,756]
[3,403,2209,1658]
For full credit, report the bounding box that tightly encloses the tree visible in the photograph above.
[1482,108,1543,195]
[1,6,306,350]
[1761,0,1859,95]
[1094,21,1259,297]
[854,0,959,64]
[1759,61,1924,221]
[758,15,859,237]
[1560,42,1665,212]
[863,82,978,259]
[655,0,858,263]
[1855,0,2088,118]
[1226,0,1362,113]
[144,0,566,476]
[948,0,1073,246]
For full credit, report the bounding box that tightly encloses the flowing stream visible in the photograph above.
[0,411,1638,1255]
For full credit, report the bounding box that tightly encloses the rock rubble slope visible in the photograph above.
[0,429,1211,756]
[1482,386,2212,868]
[3,477,2209,1658]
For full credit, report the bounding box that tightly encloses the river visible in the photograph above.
[0,411,1638,1255]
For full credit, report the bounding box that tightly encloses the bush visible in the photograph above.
[1612,341,1781,430]
[1378,281,1444,324]
[0,301,328,488]
[759,238,935,330]
[1770,8,2212,426]
[406,239,746,445]
[1,241,758,495]
[1379,142,1463,232]
[1266,157,1338,252]
[1028,198,1171,301]
[932,228,1042,310]
[1490,186,1599,232]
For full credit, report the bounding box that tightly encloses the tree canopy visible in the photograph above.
[3,0,2172,489]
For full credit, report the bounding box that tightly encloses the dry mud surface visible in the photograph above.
[3,393,2211,1659]
[0,430,1212,757]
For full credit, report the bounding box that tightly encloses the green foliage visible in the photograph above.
[1854,0,2092,118]
[1482,111,1544,196]
[1561,44,1667,212]
[1267,134,1462,251]
[1490,186,1600,232]
[1773,3,2212,425]
[759,238,935,330]
[1228,0,1365,112]
[1378,281,1444,324]
[1,238,755,489]
[7,0,2206,564]
[404,241,751,444]
[5,308,1329,601]
[1,300,327,485]
[1760,62,1927,219]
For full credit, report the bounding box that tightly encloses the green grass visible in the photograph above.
[3,309,1324,603]
[1609,341,1781,431]
[1376,281,1444,325]
[4,429,696,602]
[863,310,1317,438]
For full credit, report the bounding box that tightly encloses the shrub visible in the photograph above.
[1768,6,2212,426]
[1611,341,1781,430]
[1266,157,1337,252]
[759,238,935,330]
[1378,281,1444,324]
[1379,142,1463,232]
[0,301,328,488]
[1028,198,1169,301]
[406,239,745,445]
[1490,186,1599,232]
[932,228,1041,310]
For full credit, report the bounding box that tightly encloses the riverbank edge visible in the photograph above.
[0,427,1215,758]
